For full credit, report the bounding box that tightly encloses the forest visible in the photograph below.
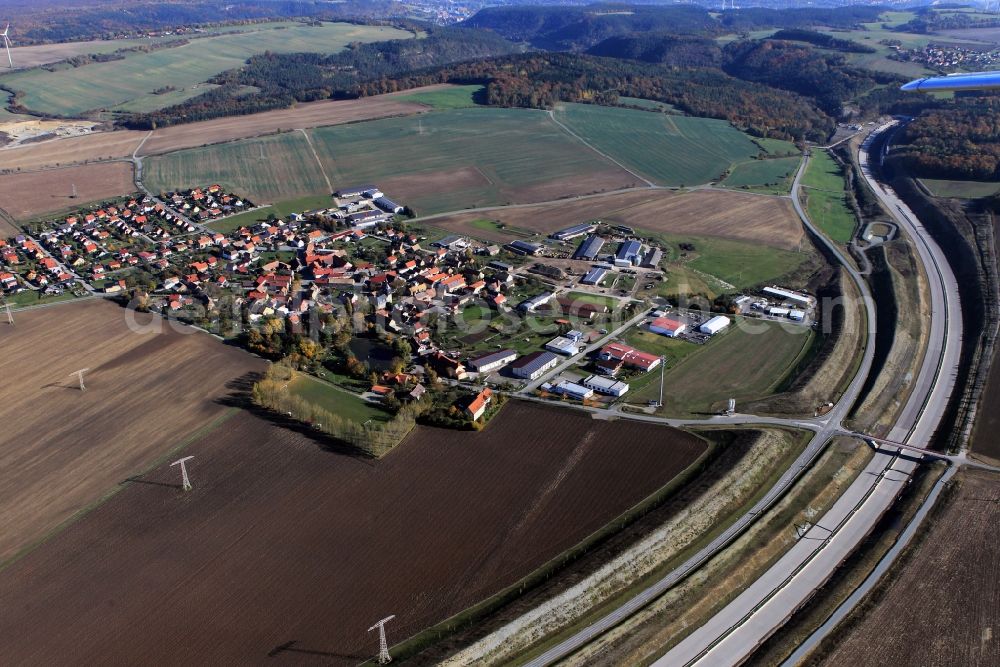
[890,94,1000,181]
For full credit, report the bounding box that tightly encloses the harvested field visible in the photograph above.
[0,86,447,172]
[0,401,707,664]
[5,38,159,69]
[308,108,639,214]
[143,131,330,202]
[552,103,762,186]
[428,189,805,251]
[138,90,436,156]
[971,347,1000,462]
[0,130,146,171]
[815,468,1000,667]
[0,162,136,220]
[0,300,264,565]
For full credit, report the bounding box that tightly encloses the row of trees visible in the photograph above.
[251,363,424,457]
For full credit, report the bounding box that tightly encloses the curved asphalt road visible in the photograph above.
[520,148,883,667]
[655,120,963,667]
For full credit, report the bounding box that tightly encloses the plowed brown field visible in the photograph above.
[0,401,706,665]
[429,188,804,250]
[0,162,136,219]
[0,300,264,564]
[816,468,1000,667]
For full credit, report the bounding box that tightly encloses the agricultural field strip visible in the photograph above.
[0,23,412,116]
[0,402,708,664]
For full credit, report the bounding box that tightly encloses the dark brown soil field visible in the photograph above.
[816,468,1000,667]
[970,350,1000,463]
[428,188,805,251]
[0,401,706,665]
[0,300,264,564]
[0,162,136,219]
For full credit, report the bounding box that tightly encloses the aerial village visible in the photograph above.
[0,183,817,432]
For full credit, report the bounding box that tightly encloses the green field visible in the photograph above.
[921,178,1000,199]
[752,137,799,157]
[308,107,630,214]
[628,321,814,416]
[618,97,681,113]
[721,156,801,194]
[207,194,338,232]
[802,151,857,244]
[647,232,812,292]
[1,23,412,116]
[144,131,329,202]
[553,103,762,186]
[397,85,484,109]
[288,374,390,424]
[565,291,621,309]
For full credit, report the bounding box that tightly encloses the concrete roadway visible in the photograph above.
[521,149,883,667]
[655,121,964,667]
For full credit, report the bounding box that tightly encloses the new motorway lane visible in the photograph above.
[520,147,884,667]
[655,121,963,666]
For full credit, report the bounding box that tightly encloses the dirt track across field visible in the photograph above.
[0,401,706,664]
[0,162,137,220]
[430,188,805,251]
[0,300,264,564]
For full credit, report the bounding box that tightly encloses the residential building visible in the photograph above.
[465,387,494,420]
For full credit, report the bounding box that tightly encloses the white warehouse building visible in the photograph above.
[700,315,731,335]
[583,375,630,397]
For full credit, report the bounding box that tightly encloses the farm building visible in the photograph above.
[615,240,643,267]
[489,261,513,272]
[551,222,598,241]
[545,336,579,356]
[583,375,630,397]
[650,317,687,338]
[464,388,494,420]
[336,184,379,199]
[518,292,554,313]
[641,247,663,269]
[374,197,404,214]
[573,235,606,261]
[468,349,517,373]
[763,286,812,307]
[507,240,542,256]
[434,235,469,250]
[768,307,790,318]
[510,351,560,380]
[543,380,594,400]
[789,309,806,321]
[581,266,609,285]
[700,315,731,335]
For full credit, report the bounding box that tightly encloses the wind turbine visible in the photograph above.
[2,25,12,69]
